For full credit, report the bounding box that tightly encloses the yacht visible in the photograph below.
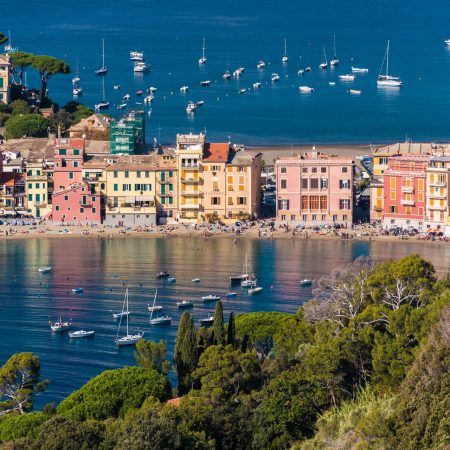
[339,74,355,81]
[242,278,256,288]
[222,71,231,80]
[230,253,250,283]
[4,30,18,53]
[94,39,108,75]
[186,101,197,113]
[195,100,204,107]
[239,88,246,94]
[300,279,313,286]
[319,46,328,69]
[117,103,127,110]
[198,37,207,64]
[49,317,72,332]
[271,73,280,82]
[130,51,144,61]
[445,39,450,46]
[304,66,312,72]
[253,82,262,89]
[351,67,369,73]
[349,89,362,95]
[330,33,339,66]
[73,85,83,96]
[282,39,288,63]
[38,266,52,273]
[134,61,150,72]
[199,315,215,326]
[115,288,144,346]
[226,292,237,298]
[95,101,109,110]
[177,300,194,308]
[299,86,314,92]
[200,80,211,86]
[144,95,153,105]
[202,294,221,302]
[148,290,171,325]
[377,40,402,87]
[192,278,201,283]
[113,84,121,90]
[123,93,131,101]
[248,282,263,295]
[72,58,81,85]
[72,287,83,293]
[257,60,266,69]
[69,330,95,338]
[180,85,189,93]
[148,86,157,93]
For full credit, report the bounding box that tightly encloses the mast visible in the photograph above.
[333,33,337,59]
[125,288,129,336]
[102,38,105,69]
[323,46,327,64]
[386,40,390,77]
[284,38,287,56]
[149,290,157,322]
[76,57,79,78]
[202,37,206,59]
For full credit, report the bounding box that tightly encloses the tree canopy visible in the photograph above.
[5,114,50,139]
[31,55,70,99]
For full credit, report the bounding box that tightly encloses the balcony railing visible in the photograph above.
[181,163,199,168]
[428,193,446,199]
[400,199,415,206]
[27,175,47,181]
[429,181,446,187]
[79,202,93,208]
[180,203,200,210]
[34,201,47,207]
[428,204,446,211]
[83,177,100,183]
[181,178,199,184]
[401,186,414,193]
[157,178,173,184]
[181,190,200,196]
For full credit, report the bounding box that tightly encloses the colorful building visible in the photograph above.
[382,155,430,230]
[0,54,10,104]
[25,159,53,219]
[52,138,102,224]
[110,111,145,155]
[68,114,111,141]
[275,152,354,225]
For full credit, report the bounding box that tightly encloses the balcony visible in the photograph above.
[400,199,415,206]
[182,178,199,184]
[429,181,446,187]
[83,177,100,183]
[401,186,414,193]
[181,203,200,210]
[428,193,446,199]
[27,175,47,182]
[428,204,446,211]
[373,205,383,212]
[34,201,47,207]
[157,177,173,184]
[181,163,199,169]
[79,201,93,208]
[181,190,200,196]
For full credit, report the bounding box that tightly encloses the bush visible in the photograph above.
[5,114,49,139]
[10,100,31,116]
[0,412,50,442]
[57,367,171,421]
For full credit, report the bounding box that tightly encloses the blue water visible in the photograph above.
[3,0,450,144]
[0,236,450,407]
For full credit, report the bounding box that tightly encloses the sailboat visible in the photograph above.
[115,288,144,346]
[4,30,18,53]
[72,58,81,85]
[94,39,108,75]
[377,40,402,87]
[229,252,250,283]
[319,46,328,69]
[330,33,339,66]
[95,76,109,110]
[241,253,257,288]
[49,316,72,332]
[149,290,172,325]
[198,37,207,64]
[282,39,288,63]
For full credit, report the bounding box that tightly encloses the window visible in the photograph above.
[55,205,60,211]
[340,199,350,210]
[125,171,129,178]
[212,197,220,205]
[64,195,68,201]
[339,179,350,189]
[73,161,79,168]
[137,171,141,178]
[302,167,308,173]
[80,207,84,213]
[302,178,308,189]
[278,199,289,210]
[228,197,233,205]
[321,167,327,173]
[113,184,118,192]
[281,215,286,221]
[320,178,328,189]
[142,184,151,191]
[302,215,307,221]
[28,194,32,201]
[390,206,397,214]
[312,167,317,173]
[343,215,347,221]
[113,171,118,178]
[310,178,319,189]
[28,183,32,189]
[169,171,173,178]
[169,183,173,191]
[238,197,247,205]
[27,170,32,176]
[301,196,308,210]
[123,184,131,191]
[320,196,327,210]
[169,197,173,205]
[213,181,219,191]
[228,211,233,219]
[322,214,326,220]
[312,215,317,221]
[281,179,287,189]
[212,165,219,172]
[135,184,141,191]
[73,149,80,155]
[161,197,166,205]
[290,214,295,221]
[280,167,287,174]
[342,167,348,173]
[333,214,337,221]
[59,149,66,155]
[145,171,150,178]
[310,196,319,210]
[239,166,245,172]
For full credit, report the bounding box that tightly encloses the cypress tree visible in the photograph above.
[213,300,225,345]
[227,311,236,346]
[174,312,198,395]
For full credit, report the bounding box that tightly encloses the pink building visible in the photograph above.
[275,152,354,225]
[382,155,430,231]
[52,138,101,224]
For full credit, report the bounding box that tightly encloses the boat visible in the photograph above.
[192,277,201,283]
[117,103,127,110]
[130,51,144,61]
[180,85,189,93]
[222,71,231,80]
[349,89,362,95]
[38,266,52,273]
[377,40,402,87]
[186,101,197,113]
[198,37,207,64]
[94,38,107,75]
[49,317,72,332]
[248,282,263,295]
[148,304,163,313]
[282,39,288,63]
[72,287,83,294]
[72,86,83,96]
[134,61,150,73]
[123,93,131,101]
[149,290,171,325]
[319,46,328,69]
[299,86,314,92]
[339,74,355,81]
[202,294,221,302]
[226,292,237,298]
[330,33,339,66]
[199,315,215,326]
[4,30,18,53]
[257,60,266,69]
[136,90,143,96]
[72,58,81,85]
[195,100,205,107]
[115,288,144,346]
[177,300,194,308]
[445,39,450,46]
[351,67,369,73]
[233,69,241,78]
[230,253,249,283]
[200,80,211,87]
[144,95,153,105]
[69,330,95,338]
[113,311,130,319]
[271,73,280,82]
[148,86,157,93]
[304,66,312,72]
[242,279,256,288]
[239,88,246,94]
[95,76,109,110]
[237,66,245,73]
[300,279,313,286]
[253,82,262,89]
[167,277,176,283]
[113,84,121,90]
[156,271,170,279]
[329,82,336,86]
[298,68,305,75]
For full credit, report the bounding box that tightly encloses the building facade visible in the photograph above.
[110,111,145,155]
[0,54,10,104]
[275,152,354,225]
[25,160,53,219]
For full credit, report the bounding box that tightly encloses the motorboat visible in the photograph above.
[239,88,246,94]
[144,95,153,105]
[199,37,207,64]
[167,277,176,283]
[257,60,266,69]
[329,82,336,86]
[248,285,263,295]
[351,67,369,73]
[72,287,83,294]
[49,317,71,332]
[69,330,95,338]
[222,71,231,80]
[377,40,402,87]
[177,300,194,308]
[117,103,127,110]
[38,266,52,273]
[130,51,144,61]
[304,66,312,72]
[115,288,144,346]
[445,39,450,46]
[123,94,131,101]
[134,62,150,73]
[113,84,121,90]
[156,271,170,279]
[300,279,313,286]
[148,86,157,93]
[349,89,362,95]
[199,315,215,326]
[299,86,314,92]
[95,38,108,75]
[253,82,262,89]
[180,85,189,93]
[113,311,130,319]
[339,74,355,81]
[271,73,280,82]
[186,101,197,113]
[241,279,256,288]
[136,90,143,95]
[95,101,109,110]
[200,80,211,87]
[192,278,201,283]
[116,333,144,346]
[196,100,205,107]
[202,294,221,302]
[147,305,163,313]
[73,86,83,96]
[226,292,237,298]
[298,68,305,75]
[150,315,172,325]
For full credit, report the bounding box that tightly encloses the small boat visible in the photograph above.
[351,67,369,73]
[222,71,231,80]
[156,271,170,279]
[113,84,121,90]
[253,82,262,89]
[72,86,83,96]
[130,50,144,61]
[239,88,246,94]
[177,300,194,308]
[72,58,81,84]
[248,285,263,295]
[95,38,108,75]
[339,74,355,81]
[233,69,241,78]
[271,73,280,82]
[300,279,313,286]
[144,95,153,105]
[330,33,339,66]
[69,330,95,339]
[242,279,257,288]
[4,30,18,53]
[134,61,150,73]
[147,305,163,313]
[200,80,211,87]
[149,290,171,325]
[226,292,237,298]
[49,317,71,332]
[113,311,130,319]
[199,37,207,64]
[95,101,109,110]
[38,266,52,273]
[199,315,215,326]
[186,101,197,113]
[304,66,312,72]
[117,103,127,110]
[445,39,450,46]
[202,294,221,302]
[180,85,189,93]
[72,287,83,294]
[237,66,245,73]
[192,278,201,283]
[167,277,176,283]
[298,68,305,75]
[148,86,157,93]
[282,38,288,63]
[299,86,314,92]
[319,46,328,69]
[329,82,336,86]
[257,60,266,69]
[377,40,402,87]
[123,93,131,101]
[115,288,144,346]
[136,90,143,96]
[349,89,362,95]
[195,100,205,107]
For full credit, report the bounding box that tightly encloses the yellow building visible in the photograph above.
[25,159,53,219]
[155,151,178,224]
[0,54,10,104]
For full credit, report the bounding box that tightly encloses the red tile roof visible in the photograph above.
[0,173,20,187]
[203,143,229,162]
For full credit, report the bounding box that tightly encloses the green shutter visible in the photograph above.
[114,184,118,191]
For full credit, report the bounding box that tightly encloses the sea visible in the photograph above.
[3,0,450,145]
[0,236,449,407]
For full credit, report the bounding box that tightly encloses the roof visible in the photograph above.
[228,148,262,166]
[0,138,54,162]
[275,152,353,164]
[104,154,176,171]
[0,172,20,187]
[372,142,450,157]
[68,114,111,133]
[203,143,229,162]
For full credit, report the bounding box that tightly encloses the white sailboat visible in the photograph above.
[95,76,109,110]
[241,254,256,287]
[4,30,18,53]
[282,39,288,63]
[198,37,207,64]
[149,290,172,325]
[49,316,72,332]
[330,33,339,66]
[72,58,81,85]
[377,40,402,87]
[94,39,107,75]
[115,288,144,346]
[319,46,328,69]
[248,281,263,295]
[230,252,250,283]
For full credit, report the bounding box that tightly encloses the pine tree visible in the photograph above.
[213,300,225,345]
[174,312,198,395]
[227,311,236,346]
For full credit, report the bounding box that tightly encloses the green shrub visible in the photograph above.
[0,412,50,442]
[5,114,49,139]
